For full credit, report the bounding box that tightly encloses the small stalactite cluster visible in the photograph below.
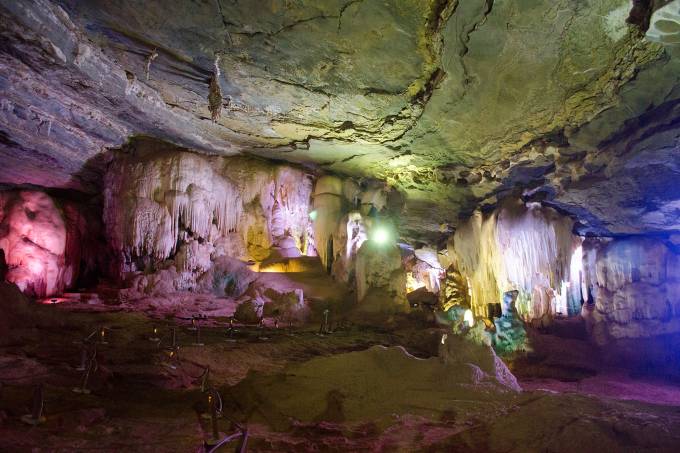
[144,48,158,81]
[208,54,222,122]
[440,266,470,312]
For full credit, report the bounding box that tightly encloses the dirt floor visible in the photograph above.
[2,299,680,452]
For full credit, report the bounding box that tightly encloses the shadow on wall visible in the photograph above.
[0,249,7,280]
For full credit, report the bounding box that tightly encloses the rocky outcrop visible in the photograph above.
[226,342,520,429]
[0,190,98,297]
[582,236,680,345]
[0,191,67,297]
[104,142,314,288]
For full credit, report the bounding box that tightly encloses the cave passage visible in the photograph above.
[3,1,680,452]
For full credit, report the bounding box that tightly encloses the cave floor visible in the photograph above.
[2,304,680,452]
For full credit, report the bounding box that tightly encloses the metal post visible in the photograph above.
[150,326,160,342]
[200,366,210,393]
[210,392,219,441]
[21,383,46,425]
[98,326,108,345]
[236,427,249,453]
[193,321,204,346]
[76,344,88,371]
[73,343,97,394]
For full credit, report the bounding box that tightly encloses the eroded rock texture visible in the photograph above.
[0,190,98,297]
[583,236,680,345]
[104,142,314,292]
[446,199,582,323]
[355,239,408,313]
[2,0,679,242]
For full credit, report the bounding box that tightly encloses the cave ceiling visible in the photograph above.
[1,0,680,242]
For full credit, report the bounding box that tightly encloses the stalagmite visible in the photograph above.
[355,239,408,313]
[312,176,344,271]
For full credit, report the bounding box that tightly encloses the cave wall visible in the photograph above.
[0,141,412,315]
[0,190,101,297]
[582,236,680,346]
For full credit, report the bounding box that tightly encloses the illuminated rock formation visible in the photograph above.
[310,176,398,288]
[449,199,581,324]
[405,246,444,294]
[582,236,680,345]
[311,176,345,272]
[0,190,97,297]
[0,191,67,297]
[104,143,314,296]
[355,239,408,313]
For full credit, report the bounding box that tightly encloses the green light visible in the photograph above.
[372,226,390,244]
[309,210,317,221]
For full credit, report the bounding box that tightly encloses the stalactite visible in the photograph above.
[105,148,315,279]
[273,166,313,249]
[106,151,243,265]
[452,199,580,321]
[208,54,222,122]
[453,209,505,317]
[144,48,158,81]
[440,266,471,312]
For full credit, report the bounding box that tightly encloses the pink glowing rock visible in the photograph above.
[0,191,67,297]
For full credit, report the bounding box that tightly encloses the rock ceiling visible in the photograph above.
[1,0,680,242]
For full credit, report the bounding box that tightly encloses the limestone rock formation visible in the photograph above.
[0,0,680,368]
[355,240,408,313]
[104,142,314,295]
[449,199,581,323]
[582,236,680,345]
[227,343,520,429]
[3,1,677,242]
[0,190,97,297]
[439,333,521,392]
